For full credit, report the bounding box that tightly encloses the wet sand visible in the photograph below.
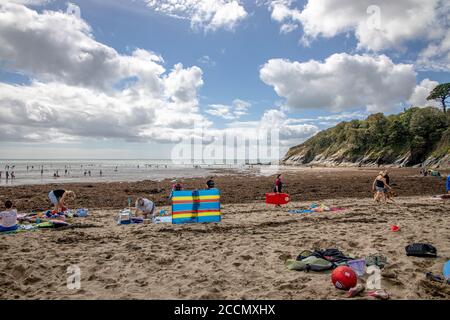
[0,167,448,212]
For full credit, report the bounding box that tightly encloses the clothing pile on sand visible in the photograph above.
[285,243,448,299]
[289,203,345,214]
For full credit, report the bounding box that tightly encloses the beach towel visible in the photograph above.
[153,216,172,224]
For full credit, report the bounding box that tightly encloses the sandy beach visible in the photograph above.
[0,168,449,300]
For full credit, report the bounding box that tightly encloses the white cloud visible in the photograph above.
[206,99,251,120]
[268,0,444,51]
[267,1,450,70]
[145,0,248,31]
[260,53,417,113]
[0,3,169,92]
[0,3,211,144]
[408,78,440,107]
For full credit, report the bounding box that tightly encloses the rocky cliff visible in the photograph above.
[283,107,450,168]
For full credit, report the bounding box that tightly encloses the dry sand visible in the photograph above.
[1,196,449,300]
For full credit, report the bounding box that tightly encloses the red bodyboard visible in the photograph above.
[266,193,290,205]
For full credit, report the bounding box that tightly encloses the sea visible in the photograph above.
[0,159,256,186]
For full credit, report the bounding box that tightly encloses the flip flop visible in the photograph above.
[367,289,389,300]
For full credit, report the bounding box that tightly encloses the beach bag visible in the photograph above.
[286,256,334,272]
[405,243,437,258]
[312,249,354,265]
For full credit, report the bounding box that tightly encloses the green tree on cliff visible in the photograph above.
[427,83,450,113]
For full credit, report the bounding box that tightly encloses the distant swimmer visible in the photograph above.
[100,170,103,177]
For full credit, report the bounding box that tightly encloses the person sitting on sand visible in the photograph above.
[206,177,215,189]
[273,174,283,193]
[48,189,76,212]
[372,172,391,204]
[135,197,156,219]
[0,200,18,232]
[169,180,183,199]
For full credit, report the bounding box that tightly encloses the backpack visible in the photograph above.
[286,256,334,272]
[405,243,437,257]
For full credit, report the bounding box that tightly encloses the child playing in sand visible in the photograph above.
[135,197,156,219]
[0,200,18,232]
[48,189,76,212]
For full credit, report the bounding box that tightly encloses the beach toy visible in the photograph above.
[331,266,357,290]
[391,225,400,232]
[159,209,166,216]
[347,259,366,276]
[75,208,89,217]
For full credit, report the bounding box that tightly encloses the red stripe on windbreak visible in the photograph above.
[172,210,220,215]
[172,199,219,204]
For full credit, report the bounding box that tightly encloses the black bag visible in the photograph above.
[405,243,437,257]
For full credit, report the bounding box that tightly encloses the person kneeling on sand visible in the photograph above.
[48,189,76,212]
[372,172,391,204]
[0,200,18,232]
[135,197,156,219]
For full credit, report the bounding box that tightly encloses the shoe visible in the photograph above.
[367,289,389,300]
[348,284,365,298]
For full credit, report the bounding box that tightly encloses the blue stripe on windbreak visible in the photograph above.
[172,217,198,224]
[198,216,221,223]
[172,202,220,212]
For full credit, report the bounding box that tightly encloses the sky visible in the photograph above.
[0,0,449,159]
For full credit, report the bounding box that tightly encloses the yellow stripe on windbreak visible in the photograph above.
[173,212,221,219]
[172,195,220,201]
